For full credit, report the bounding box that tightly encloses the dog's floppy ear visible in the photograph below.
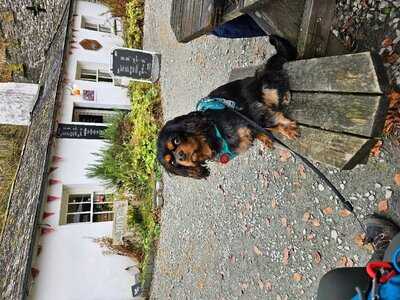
[166,111,215,138]
[167,164,210,179]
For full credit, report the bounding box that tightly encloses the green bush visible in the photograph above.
[87,82,161,272]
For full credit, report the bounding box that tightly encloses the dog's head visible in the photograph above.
[157,112,220,179]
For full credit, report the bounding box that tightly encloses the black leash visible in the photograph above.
[226,107,368,235]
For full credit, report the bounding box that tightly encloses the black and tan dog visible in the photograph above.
[157,35,299,179]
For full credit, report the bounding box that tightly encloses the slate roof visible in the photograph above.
[0,0,73,299]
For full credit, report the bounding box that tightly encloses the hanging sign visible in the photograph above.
[110,47,161,83]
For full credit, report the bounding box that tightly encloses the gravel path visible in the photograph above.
[143,1,400,299]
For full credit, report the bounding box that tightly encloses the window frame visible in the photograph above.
[81,16,113,34]
[60,188,114,225]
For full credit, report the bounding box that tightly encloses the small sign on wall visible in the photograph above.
[110,47,161,84]
[56,124,107,139]
[82,90,95,101]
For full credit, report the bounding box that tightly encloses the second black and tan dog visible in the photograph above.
[157,35,299,179]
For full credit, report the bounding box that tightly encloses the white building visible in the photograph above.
[27,1,138,299]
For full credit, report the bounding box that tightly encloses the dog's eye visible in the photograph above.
[173,137,181,145]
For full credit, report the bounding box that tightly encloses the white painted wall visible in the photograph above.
[29,1,139,300]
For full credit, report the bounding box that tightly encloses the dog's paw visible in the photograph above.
[281,121,300,140]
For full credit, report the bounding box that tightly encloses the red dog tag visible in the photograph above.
[219,154,230,164]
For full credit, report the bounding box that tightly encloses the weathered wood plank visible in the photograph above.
[297,0,336,58]
[242,0,306,46]
[277,125,376,169]
[284,52,389,93]
[287,92,388,137]
[171,0,224,43]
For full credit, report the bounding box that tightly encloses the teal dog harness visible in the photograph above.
[196,97,239,164]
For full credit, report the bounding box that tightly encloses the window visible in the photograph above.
[79,68,113,83]
[66,193,113,224]
[72,107,119,123]
[81,16,112,33]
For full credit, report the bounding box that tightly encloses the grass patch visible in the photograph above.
[0,125,27,232]
[88,82,162,283]
[92,0,161,293]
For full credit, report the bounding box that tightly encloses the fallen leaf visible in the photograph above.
[253,245,263,256]
[306,233,316,241]
[346,258,354,267]
[354,233,366,247]
[265,281,272,291]
[383,52,400,64]
[258,279,264,289]
[279,149,292,162]
[271,199,278,209]
[311,219,321,227]
[378,199,389,213]
[394,173,400,186]
[322,207,333,215]
[339,209,352,217]
[363,243,375,253]
[303,212,311,222]
[298,164,306,177]
[292,273,303,282]
[370,140,383,157]
[283,247,290,265]
[313,251,322,264]
[382,37,393,47]
[337,256,348,267]
[229,255,236,264]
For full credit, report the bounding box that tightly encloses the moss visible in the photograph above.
[0,125,27,232]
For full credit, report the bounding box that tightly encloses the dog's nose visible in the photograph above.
[176,150,186,160]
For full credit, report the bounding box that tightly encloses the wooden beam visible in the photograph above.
[288,92,388,137]
[243,0,306,46]
[297,0,336,58]
[284,52,389,93]
[277,126,376,170]
[170,0,224,43]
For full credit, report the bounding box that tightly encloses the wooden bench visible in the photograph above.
[170,0,348,59]
[229,52,389,169]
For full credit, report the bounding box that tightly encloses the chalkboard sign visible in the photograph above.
[56,124,107,139]
[111,48,161,83]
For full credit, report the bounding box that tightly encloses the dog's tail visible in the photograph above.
[261,35,297,72]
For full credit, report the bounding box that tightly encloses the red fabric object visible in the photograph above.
[366,261,397,283]
[49,179,61,185]
[52,155,63,163]
[43,212,55,219]
[47,195,60,202]
[41,227,55,235]
[48,167,58,173]
[31,267,40,279]
[219,154,230,164]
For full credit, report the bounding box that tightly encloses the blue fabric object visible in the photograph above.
[196,97,237,163]
[211,14,267,38]
[352,247,400,300]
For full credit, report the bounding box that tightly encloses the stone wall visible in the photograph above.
[0,0,70,82]
[0,0,71,299]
